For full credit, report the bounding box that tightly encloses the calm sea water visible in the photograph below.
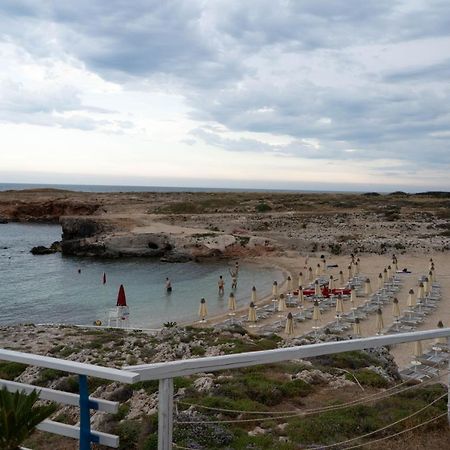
[0,223,283,328]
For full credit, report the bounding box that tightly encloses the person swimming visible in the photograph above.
[165,277,172,293]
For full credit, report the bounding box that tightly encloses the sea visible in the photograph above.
[0,223,284,328]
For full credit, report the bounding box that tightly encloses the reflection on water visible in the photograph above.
[0,223,284,327]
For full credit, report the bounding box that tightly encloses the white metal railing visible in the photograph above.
[125,327,450,450]
[0,348,140,449]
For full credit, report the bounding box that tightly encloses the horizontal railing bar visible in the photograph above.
[0,348,140,383]
[37,420,119,448]
[126,328,450,380]
[0,379,118,413]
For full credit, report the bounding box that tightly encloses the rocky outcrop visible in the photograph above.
[30,241,61,255]
[59,216,278,260]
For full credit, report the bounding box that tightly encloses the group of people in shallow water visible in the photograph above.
[164,261,240,295]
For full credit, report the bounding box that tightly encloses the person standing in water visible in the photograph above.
[218,275,225,295]
[165,277,172,293]
[229,268,238,289]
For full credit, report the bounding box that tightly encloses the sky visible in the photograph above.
[0,0,449,192]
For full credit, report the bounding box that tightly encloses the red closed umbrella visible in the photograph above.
[116,285,127,307]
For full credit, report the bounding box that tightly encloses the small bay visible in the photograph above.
[0,223,283,328]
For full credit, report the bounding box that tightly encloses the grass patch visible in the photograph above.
[0,361,27,380]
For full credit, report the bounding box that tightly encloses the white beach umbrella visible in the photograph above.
[377,273,384,290]
[436,320,447,345]
[322,259,327,272]
[392,259,398,272]
[414,340,423,358]
[248,301,257,323]
[228,292,237,314]
[356,257,361,272]
[298,286,305,309]
[285,312,295,336]
[313,299,321,322]
[278,294,287,313]
[423,277,430,295]
[428,270,434,284]
[287,276,293,294]
[328,275,334,291]
[347,265,353,280]
[335,295,344,315]
[354,261,359,275]
[272,281,279,299]
[417,282,424,300]
[376,308,384,335]
[308,267,313,282]
[298,272,304,288]
[392,297,400,320]
[251,286,257,303]
[314,280,321,297]
[350,287,357,309]
[353,318,362,337]
[365,278,372,296]
[198,298,208,322]
[339,270,345,286]
[315,263,321,277]
[407,289,416,308]
[383,268,388,283]
[387,265,392,280]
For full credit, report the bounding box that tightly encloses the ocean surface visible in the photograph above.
[0,182,344,194]
[0,223,283,328]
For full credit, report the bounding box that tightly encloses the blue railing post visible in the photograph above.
[79,375,97,450]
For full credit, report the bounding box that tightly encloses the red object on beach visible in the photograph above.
[103,272,107,285]
[116,284,127,306]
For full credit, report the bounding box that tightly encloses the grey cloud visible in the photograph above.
[384,59,450,83]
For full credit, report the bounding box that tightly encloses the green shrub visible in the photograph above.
[0,362,27,380]
[256,202,272,213]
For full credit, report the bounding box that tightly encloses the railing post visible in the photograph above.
[79,375,91,450]
[158,378,174,450]
[448,337,450,426]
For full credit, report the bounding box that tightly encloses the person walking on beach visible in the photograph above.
[165,277,172,293]
[218,275,225,295]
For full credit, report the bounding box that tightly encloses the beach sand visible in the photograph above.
[207,252,450,371]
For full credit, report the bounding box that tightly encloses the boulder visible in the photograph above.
[30,245,56,255]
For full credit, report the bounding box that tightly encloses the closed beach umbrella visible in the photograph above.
[287,276,293,293]
[278,294,287,312]
[248,301,257,323]
[313,300,321,322]
[377,273,384,290]
[339,270,345,286]
[350,287,357,309]
[251,286,257,303]
[272,281,278,299]
[228,293,236,314]
[383,268,388,283]
[436,320,446,345]
[298,286,305,308]
[423,277,430,295]
[116,285,127,306]
[365,278,372,295]
[335,295,344,315]
[315,263,321,277]
[347,265,353,280]
[308,267,313,282]
[285,312,295,336]
[417,282,424,300]
[414,340,423,358]
[429,270,434,283]
[102,272,107,285]
[354,261,359,275]
[198,298,208,321]
[322,259,327,272]
[387,265,392,280]
[328,275,334,290]
[392,297,400,319]
[376,308,384,335]
[356,258,361,272]
[298,272,304,287]
[407,289,416,308]
[314,280,321,297]
[353,318,362,337]
[392,259,398,272]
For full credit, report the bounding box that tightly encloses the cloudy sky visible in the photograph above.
[0,0,449,191]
